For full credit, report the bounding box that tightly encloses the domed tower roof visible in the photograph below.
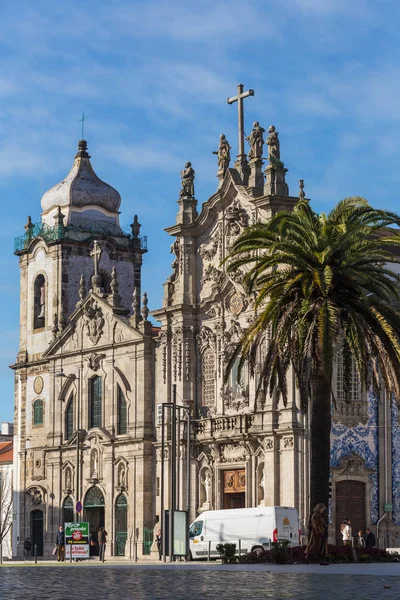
[41,140,121,228]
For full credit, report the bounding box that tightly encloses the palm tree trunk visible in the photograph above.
[310,374,331,513]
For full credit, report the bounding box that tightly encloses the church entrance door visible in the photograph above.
[335,480,365,546]
[83,486,105,556]
[222,470,246,510]
[30,509,43,556]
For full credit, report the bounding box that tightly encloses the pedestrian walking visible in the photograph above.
[56,525,65,562]
[98,527,108,561]
[156,529,162,560]
[357,530,366,548]
[23,537,31,560]
[365,528,376,548]
[305,503,329,565]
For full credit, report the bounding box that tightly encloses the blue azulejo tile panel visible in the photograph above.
[330,391,379,524]
[391,399,400,525]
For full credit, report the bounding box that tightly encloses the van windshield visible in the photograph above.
[189,521,203,537]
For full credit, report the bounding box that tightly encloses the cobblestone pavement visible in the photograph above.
[0,565,399,600]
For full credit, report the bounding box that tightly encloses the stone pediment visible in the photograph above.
[43,293,144,358]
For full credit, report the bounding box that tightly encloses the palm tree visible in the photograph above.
[226,197,400,512]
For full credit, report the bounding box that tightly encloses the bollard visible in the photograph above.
[70,545,72,563]
[134,541,138,563]
[34,544,37,564]
[207,541,211,562]
[238,540,241,557]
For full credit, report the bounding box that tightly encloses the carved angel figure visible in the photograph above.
[212,134,231,175]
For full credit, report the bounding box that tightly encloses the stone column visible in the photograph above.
[248,158,264,189]
[264,165,289,197]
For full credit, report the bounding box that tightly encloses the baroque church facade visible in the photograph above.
[11,95,400,558]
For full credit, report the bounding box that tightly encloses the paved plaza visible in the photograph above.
[0,563,399,600]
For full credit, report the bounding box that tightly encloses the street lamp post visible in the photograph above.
[55,370,81,521]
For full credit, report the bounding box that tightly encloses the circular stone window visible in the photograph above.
[228,292,244,315]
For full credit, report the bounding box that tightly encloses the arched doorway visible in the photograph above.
[115,494,128,556]
[335,480,365,545]
[83,487,105,556]
[30,510,44,556]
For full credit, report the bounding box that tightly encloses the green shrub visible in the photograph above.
[270,540,291,564]
[216,543,237,563]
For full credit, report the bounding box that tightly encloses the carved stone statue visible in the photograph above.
[267,125,281,164]
[212,134,231,176]
[201,471,212,503]
[180,161,195,198]
[246,121,265,160]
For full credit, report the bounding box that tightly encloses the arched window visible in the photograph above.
[202,349,216,409]
[33,274,46,330]
[63,496,74,524]
[89,376,102,429]
[117,385,127,435]
[65,394,74,440]
[33,399,44,426]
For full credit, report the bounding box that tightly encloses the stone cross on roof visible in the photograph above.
[90,240,102,276]
[227,83,254,175]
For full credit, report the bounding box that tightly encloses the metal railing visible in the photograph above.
[14,220,147,254]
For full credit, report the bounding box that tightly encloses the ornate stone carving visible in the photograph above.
[227,292,244,315]
[83,300,104,345]
[198,237,218,261]
[264,438,274,451]
[196,326,216,352]
[85,353,105,372]
[221,443,247,463]
[158,330,169,384]
[283,436,294,449]
[225,199,248,237]
[201,264,224,287]
[28,488,43,506]
[223,385,249,413]
[336,453,367,477]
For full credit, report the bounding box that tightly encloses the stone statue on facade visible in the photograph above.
[201,471,212,503]
[212,134,231,176]
[180,161,195,198]
[267,125,283,166]
[246,121,265,160]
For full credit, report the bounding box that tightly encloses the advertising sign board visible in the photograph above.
[65,522,90,559]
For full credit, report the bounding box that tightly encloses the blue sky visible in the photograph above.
[1,0,400,421]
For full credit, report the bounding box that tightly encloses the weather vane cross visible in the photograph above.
[79,112,87,140]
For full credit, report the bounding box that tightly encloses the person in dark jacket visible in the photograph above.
[56,526,65,562]
[23,537,31,560]
[156,529,162,560]
[365,528,376,548]
[98,527,108,561]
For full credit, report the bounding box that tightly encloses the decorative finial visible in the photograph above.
[59,307,67,332]
[75,139,90,159]
[54,206,65,231]
[90,240,103,293]
[110,266,119,295]
[78,274,86,305]
[212,134,231,179]
[299,179,305,200]
[179,161,195,199]
[131,215,141,238]
[141,292,149,321]
[52,313,59,339]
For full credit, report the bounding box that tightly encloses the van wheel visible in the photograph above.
[251,545,264,557]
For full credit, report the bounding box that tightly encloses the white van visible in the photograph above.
[189,506,300,560]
